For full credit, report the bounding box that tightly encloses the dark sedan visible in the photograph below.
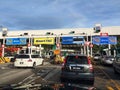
[60,54,94,85]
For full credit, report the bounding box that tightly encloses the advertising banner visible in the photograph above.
[34,37,55,45]
[6,38,27,45]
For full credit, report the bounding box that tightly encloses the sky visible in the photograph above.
[0,0,120,30]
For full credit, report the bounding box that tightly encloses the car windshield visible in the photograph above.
[16,55,30,58]
[66,56,88,64]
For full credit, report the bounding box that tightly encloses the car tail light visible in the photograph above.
[88,57,94,72]
[28,59,32,62]
[61,58,67,70]
[88,57,91,64]
[89,64,93,72]
[63,58,67,64]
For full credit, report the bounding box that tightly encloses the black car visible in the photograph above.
[60,54,94,85]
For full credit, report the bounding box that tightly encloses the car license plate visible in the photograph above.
[73,67,81,70]
[20,62,24,64]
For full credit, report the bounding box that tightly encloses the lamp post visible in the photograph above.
[28,34,31,54]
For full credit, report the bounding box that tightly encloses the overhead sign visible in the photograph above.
[109,36,117,44]
[100,37,109,44]
[92,36,100,45]
[34,37,55,45]
[73,36,84,44]
[92,36,117,45]
[6,38,27,45]
[62,36,84,44]
[62,37,73,44]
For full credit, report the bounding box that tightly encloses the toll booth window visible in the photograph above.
[94,26,101,33]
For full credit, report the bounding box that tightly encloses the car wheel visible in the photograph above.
[33,62,36,69]
[88,80,94,85]
[60,77,65,82]
[114,67,119,74]
[41,60,44,65]
[100,60,103,65]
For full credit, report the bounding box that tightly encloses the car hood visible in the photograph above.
[0,83,95,90]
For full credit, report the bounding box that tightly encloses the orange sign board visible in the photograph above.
[54,49,60,55]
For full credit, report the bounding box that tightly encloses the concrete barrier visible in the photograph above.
[0,57,10,64]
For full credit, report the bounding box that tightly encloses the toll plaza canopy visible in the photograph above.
[0,26,120,38]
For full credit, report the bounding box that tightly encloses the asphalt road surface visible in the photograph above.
[0,62,120,90]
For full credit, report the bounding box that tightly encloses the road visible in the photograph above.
[0,62,120,90]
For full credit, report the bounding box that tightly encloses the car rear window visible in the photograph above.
[16,55,30,58]
[66,56,88,64]
[106,56,114,59]
[31,55,40,58]
[94,54,100,56]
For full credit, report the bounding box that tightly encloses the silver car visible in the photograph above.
[113,55,120,74]
[101,56,115,65]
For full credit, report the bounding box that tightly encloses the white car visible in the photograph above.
[14,54,44,68]
[93,54,102,61]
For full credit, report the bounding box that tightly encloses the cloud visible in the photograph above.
[0,0,120,30]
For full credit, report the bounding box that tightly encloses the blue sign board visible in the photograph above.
[62,36,84,44]
[62,37,73,44]
[92,36,117,45]
[6,38,27,45]
[73,36,84,44]
[100,37,109,44]
[109,36,117,44]
[92,36,100,45]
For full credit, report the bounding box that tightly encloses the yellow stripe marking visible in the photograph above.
[98,66,120,90]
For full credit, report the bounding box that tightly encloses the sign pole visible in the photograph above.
[2,37,5,57]
[39,44,41,57]
[86,33,89,56]
[84,39,86,55]
[28,35,31,54]
[90,33,93,57]
[30,36,33,54]
[108,44,111,56]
